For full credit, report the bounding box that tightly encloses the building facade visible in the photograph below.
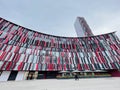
[0,17,120,81]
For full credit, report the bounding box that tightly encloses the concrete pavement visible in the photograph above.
[0,77,120,90]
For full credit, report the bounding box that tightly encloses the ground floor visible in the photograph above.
[0,77,120,90]
[0,71,58,81]
[0,70,120,81]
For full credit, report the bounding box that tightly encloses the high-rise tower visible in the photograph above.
[74,17,94,37]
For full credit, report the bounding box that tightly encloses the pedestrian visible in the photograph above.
[74,73,79,80]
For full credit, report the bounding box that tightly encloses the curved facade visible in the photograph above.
[0,17,120,81]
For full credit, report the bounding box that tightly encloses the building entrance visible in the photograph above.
[37,71,58,79]
[8,71,18,81]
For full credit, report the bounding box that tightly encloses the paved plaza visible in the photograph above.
[0,77,120,90]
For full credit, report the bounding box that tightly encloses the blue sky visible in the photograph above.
[0,0,120,37]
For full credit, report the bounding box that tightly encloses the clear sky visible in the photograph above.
[0,0,120,37]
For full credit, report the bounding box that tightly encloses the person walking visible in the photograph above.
[74,73,79,80]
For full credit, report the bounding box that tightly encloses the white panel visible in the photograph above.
[18,54,25,62]
[26,48,31,54]
[33,56,37,63]
[0,71,11,81]
[15,71,25,81]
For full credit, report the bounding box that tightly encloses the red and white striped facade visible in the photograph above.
[0,17,120,81]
